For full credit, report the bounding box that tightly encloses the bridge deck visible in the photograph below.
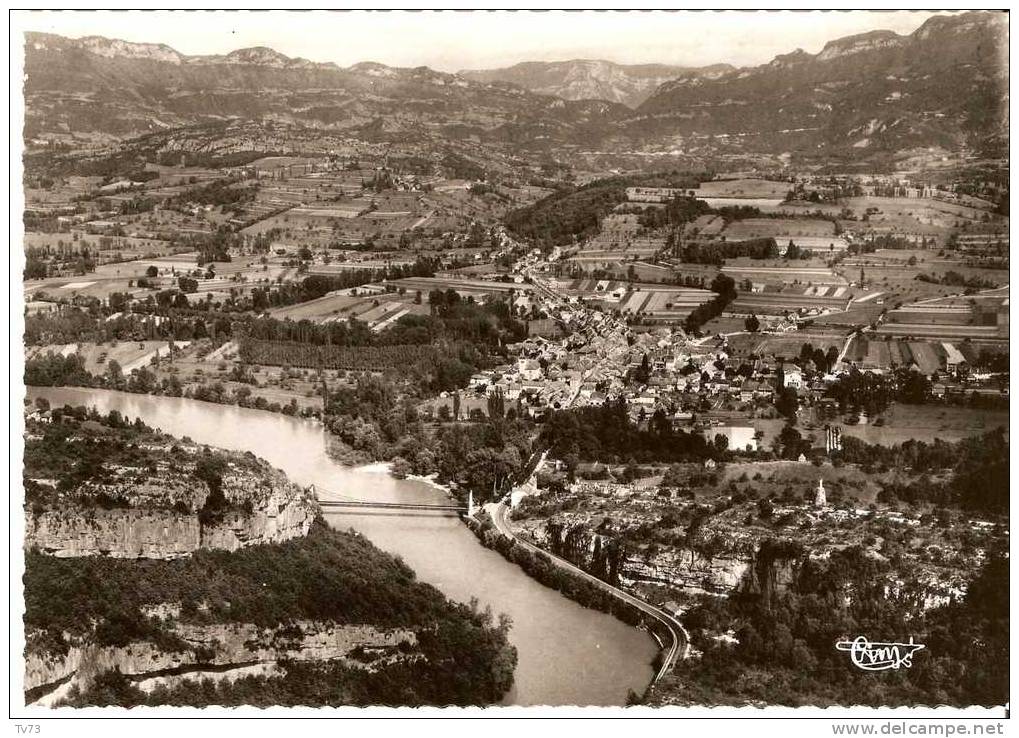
[319,500,466,511]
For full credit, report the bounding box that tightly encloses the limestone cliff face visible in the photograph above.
[618,549,754,594]
[26,619,417,700]
[537,517,800,596]
[25,465,317,559]
[26,509,202,559]
[544,519,625,584]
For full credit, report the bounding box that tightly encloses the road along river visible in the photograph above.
[25,388,658,706]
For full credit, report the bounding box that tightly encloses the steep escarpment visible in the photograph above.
[24,521,517,707]
[27,619,417,705]
[24,406,317,558]
[540,515,801,599]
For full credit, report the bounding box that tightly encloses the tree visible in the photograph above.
[105,360,124,389]
[145,265,158,278]
[487,388,506,420]
[776,424,806,459]
[775,386,798,421]
[745,314,761,332]
[634,354,651,385]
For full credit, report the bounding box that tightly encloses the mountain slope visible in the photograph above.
[22,12,1009,163]
[631,11,1009,160]
[459,60,733,108]
[23,33,630,146]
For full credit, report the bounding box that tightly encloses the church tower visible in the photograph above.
[814,479,826,508]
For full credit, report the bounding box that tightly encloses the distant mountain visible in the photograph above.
[22,32,630,146]
[459,60,733,108]
[631,11,1009,160]
[22,12,1010,164]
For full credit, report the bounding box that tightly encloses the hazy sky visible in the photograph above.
[16,9,953,72]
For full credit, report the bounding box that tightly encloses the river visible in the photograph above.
[26,387,658,706]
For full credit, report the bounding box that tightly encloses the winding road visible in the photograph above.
[488,500,690,687]
[503,250,690,688]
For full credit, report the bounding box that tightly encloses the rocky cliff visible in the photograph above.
[26,618,417,704]
[24,412,318,559]
[539,516,801,598]
[25,486,316,558]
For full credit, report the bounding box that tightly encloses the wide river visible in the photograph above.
[27,387,657,706]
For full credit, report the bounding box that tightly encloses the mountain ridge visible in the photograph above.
[458,59,734,108]
[22,12,1009,161]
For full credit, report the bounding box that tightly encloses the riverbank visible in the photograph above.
[25,387,660,706]
[22,402,519,708]
[25,369,320,420]
[465,511,680,701]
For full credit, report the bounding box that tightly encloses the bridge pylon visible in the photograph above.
[467,491,475,518]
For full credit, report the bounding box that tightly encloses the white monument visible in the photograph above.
[814,479,827,508]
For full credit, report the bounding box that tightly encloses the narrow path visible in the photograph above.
[489,501,690,687]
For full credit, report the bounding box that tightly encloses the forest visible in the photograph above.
[320,374,534,504]
[540,399,718,466]
[839,428,1008,515]
[825,367,934,414]
[663,544,1007,707]
[680,237,779,266]
[504,173,704,249]
[249,258,439,311]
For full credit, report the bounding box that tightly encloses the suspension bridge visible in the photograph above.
[311,485,475,516]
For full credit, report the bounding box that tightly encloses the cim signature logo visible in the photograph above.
[835,636,926,671]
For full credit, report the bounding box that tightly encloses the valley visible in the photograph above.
[16,9,1010,714]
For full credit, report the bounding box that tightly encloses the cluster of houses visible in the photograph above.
[463,303,836,427]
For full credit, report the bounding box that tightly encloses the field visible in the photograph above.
[269,292,369,321]
[723,218,836,240]
[692,179,791,199]
[836,403,1008,445]
[841,196,1006,232]
[269,292,431,328]
[28,340,190,374]
[555,278,714,321]
[383,276,521,298]
[237,339,445,371]
[725,331,846,360]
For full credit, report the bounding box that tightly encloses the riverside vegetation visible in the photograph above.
[23,407,517,707]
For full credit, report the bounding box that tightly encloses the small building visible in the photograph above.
[783,367,804,390]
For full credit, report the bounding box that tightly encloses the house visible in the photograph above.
[518,358,542,381]
[468,372,492,390]
[941,342,969,378]
[783,367,804,390]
